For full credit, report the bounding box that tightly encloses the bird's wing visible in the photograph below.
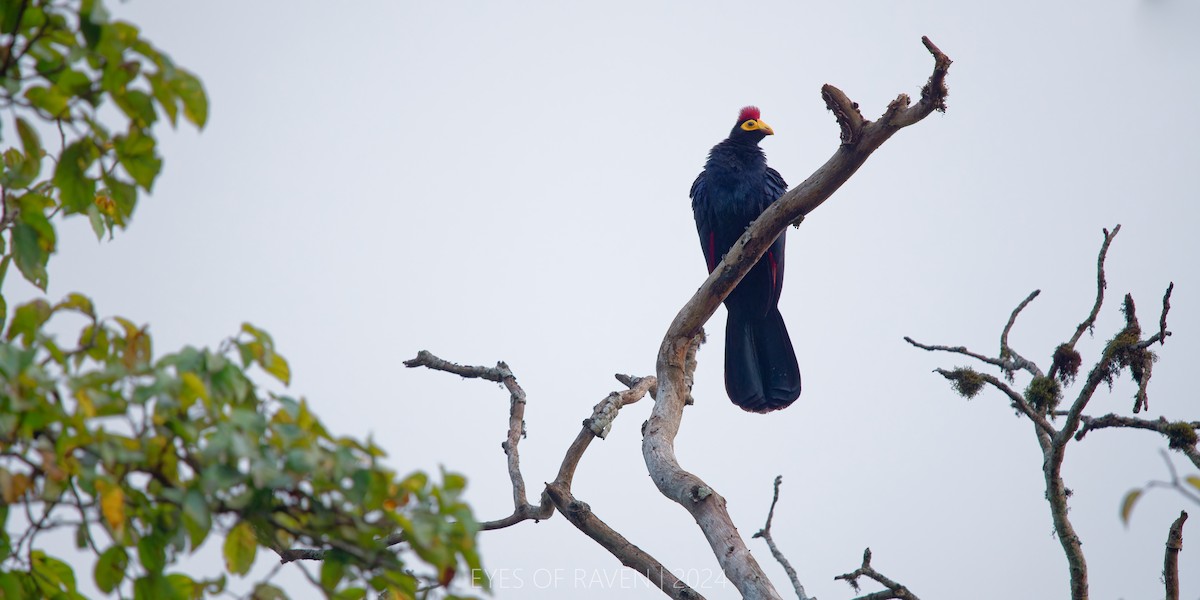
[690,171,721,273]
[764,166,789,304]
[765,167,788,200]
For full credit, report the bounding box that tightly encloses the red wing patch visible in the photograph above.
[767,251,778,292]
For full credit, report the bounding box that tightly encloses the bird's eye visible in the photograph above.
[741,120,758,131]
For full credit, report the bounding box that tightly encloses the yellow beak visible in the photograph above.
[757,120,775,135]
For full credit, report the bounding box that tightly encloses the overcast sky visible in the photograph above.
[12,0,1200,598]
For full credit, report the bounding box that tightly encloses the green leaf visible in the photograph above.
[6,299,52,342]
[174,69,207,128]
[148,72,178,126]
[14,117,43,185]
[25,85,70,117]
[9,193,55,289]
[137,534,166,575]
[1120,488,1142,525]
[56,292,96,319]
[223,521,257,575]
[31,550,77,592]
[166,573,197,599]
[103,174,138,224]
[251,583,288,600]
[182,487,212,550]
[88,203,108,240]
[11,221,49,290]
[116,89,157,127]
[54,141,98,214]
[133,573,180,600]
[320,550,347,589]
[114,128,162,190]
[94,546,129,593]
[55,68,93,97]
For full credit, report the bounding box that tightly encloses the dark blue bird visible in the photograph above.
[690,106,801,413]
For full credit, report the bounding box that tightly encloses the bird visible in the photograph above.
[690,106,801,413]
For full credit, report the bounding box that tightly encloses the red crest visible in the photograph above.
[737,106,761,122]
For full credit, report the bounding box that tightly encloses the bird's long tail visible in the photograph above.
[724,306,802,413]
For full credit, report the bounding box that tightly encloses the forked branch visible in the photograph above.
[835,548,921,600]
[906,226,1186,600]
[647,37,951,600]
[403,352,703,598]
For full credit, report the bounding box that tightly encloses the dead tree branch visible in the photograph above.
[930,368,1057,437]
[647,37,951,600]
[835,548,921,600]
[1048,226,1119,382]
[1075,414,1200,470]
[906,226,1186,600]
[903,289,1046,380]
[402,350,553,529]
[401,353,703,598]
[1165,511,1187,600]
[1000,290,1044,378]
[752,476,811,600]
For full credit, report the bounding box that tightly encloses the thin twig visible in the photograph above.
[835,548,921,600]
[903,337,1009,371]
[999,290,1044,377]
[1075,414,1200,469]
[1049,226,1120,382]
[752,476,811,600]
[404,350,553,529]
[1136,281,1174,349]
[931,368,1057,438]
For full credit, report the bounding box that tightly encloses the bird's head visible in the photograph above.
[729,105,774,144]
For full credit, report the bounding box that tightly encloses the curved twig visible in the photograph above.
[752,476,811,600]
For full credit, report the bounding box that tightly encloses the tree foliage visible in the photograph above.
[0,2,482,598]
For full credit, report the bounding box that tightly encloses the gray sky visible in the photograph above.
[12,0,1200,598]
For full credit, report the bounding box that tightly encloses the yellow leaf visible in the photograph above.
[1119,488,1142,526]
[262,352,290,386]
[180,372,209,406]
[97,480,127,531]
[1186,475,1200,492]
[75,388,97,418]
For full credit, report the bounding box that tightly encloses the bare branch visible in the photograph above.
[1137,281,1174,349]
[649,40,951,598]
[752,476,811,600]
[537,373,713,598]
[1165,511,1188,600]
[405,350,552,529]
[555,375,657,486]
[1075,414,1200,470]
[999,290,1044,377]
[931,368,1057,438]
[544,482,704,600]
[399,355,686,597]
[403,350,509,382]
[822,84,864,145]
[903,337,1009,371]
[835,548,921,600]
[1049,226,1120,382]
